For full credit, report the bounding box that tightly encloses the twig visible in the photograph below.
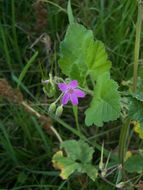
[21,101,63,143]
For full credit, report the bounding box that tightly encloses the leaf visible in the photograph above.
[85,73,121,127]
[129,79,143,128]
[59,23,111,85]
[52,151,80,179]
[129,98,143,128]
[86,41,111,80]
[59,23,90,84]
[125,151,132,161]
[83,164,98,181]
[133,121,143,139]
[134,125,143,139]
[132,92,143,102]
[125,154,143,173]
[61,140,94,163]
[52,140,97,181]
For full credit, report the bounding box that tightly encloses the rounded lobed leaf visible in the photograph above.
[85,73,121,127]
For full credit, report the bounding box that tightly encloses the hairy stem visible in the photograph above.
[72,105,81,136]
[119,118,130,166]
[132,2,143,92]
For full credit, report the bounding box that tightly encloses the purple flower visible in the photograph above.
[58,80,85,105]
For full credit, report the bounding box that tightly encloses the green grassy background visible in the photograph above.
[0,0,142,189]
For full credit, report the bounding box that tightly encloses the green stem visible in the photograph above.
[43,0,67,13]
[118,1,143,170]
[72,106,81,137]
[54,93,64,104]
[132,2,143,92]
[119,118,130,166]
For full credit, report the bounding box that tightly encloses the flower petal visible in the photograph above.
[61,93,70,105]
[58,83,68,92]
[74,89,85,98]
[69,80,78,89]
[70,93,78,105]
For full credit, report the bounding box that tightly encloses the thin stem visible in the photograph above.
[21,101,63,143]
[72,106,81,136]
[132,2,143,92]
[22,101,41,118]
[43,0,67,13]
[50,126,63,143]
[54,93,64,104]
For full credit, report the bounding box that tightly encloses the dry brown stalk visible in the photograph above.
[0,79,62,143]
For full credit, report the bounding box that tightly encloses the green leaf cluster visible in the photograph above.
[59,20,121,126]
[52,140,98,181]
[59,23,111,85]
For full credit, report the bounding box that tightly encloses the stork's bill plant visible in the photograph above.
[42,1,143,188]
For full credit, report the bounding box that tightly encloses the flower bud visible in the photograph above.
[99,161,104,171]
[43,81,56,98]
[49,103,56,113]
[55,105,63,117]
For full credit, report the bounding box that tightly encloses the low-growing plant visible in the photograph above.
[1,0,143,189]
[44,1,143,188]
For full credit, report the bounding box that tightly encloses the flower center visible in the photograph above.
[68,88,74,94]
